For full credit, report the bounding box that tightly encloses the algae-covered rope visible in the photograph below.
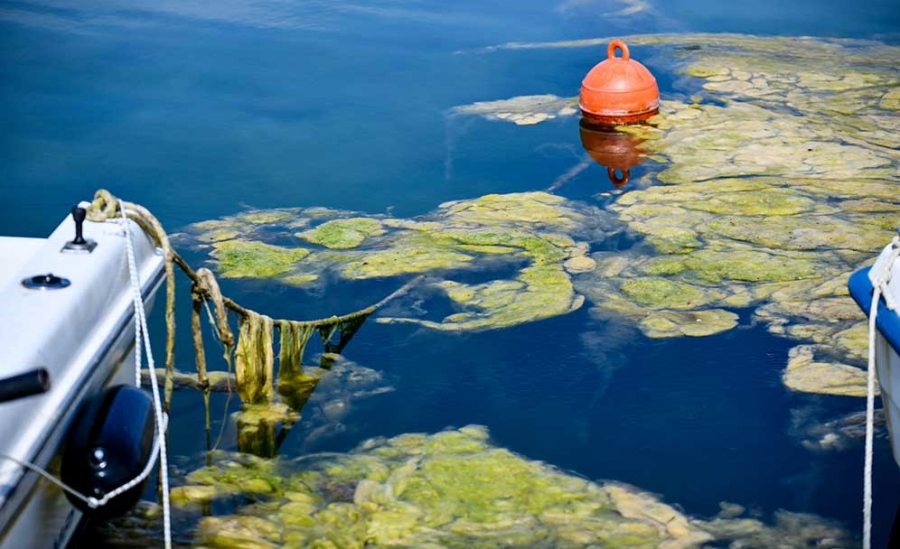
[87,189,420,409]
[89,192,179,410]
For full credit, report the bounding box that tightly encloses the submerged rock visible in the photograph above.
[699,509,854,548]
[235,354,394,456]
[793,407,887,452]
[294,356,395,450]
[563,255,597,274]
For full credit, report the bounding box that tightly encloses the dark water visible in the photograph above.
[2,0,900,546]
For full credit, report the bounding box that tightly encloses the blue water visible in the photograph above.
[3,0,900,546]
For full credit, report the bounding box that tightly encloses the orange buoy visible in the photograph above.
[579,120,646,188]
[580,39,659,125]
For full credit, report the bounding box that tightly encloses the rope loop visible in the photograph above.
[87,189,121,222]
[195,268,234,347]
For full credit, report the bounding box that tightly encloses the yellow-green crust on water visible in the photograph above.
[212,240,310,279]
[450,94,579,125]
[185,34,899,397]
[298,218,386,250]
[573,33,899,396]
[187,191,604,332]
[127,427,853,548]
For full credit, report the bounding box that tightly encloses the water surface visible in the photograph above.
[2,0,899,546]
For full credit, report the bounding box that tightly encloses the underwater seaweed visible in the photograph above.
[92,427,856,548]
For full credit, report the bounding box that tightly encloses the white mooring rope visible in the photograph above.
[864,234,900,549]
[120,201,172,549]
[0,415,165,509]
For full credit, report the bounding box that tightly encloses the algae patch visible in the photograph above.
[109,426,852,549]
[212,240,310,279]
[186,192,608,332]
[450,94,579,125]
[570,34,899,396]
[184,34,899,397]
[298,218,385,250]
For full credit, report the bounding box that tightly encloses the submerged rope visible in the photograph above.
[86,189,418,409]
[279,321,315,378]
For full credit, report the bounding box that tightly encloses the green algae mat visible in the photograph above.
[183,33,898,399]
[184,191,604,332]
[96,426,853,548]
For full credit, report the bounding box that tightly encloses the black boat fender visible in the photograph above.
[60,385,156,517]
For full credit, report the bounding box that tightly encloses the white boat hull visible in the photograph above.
[850,240,900,470]
[876,333,900,469]
[0,206,164,547]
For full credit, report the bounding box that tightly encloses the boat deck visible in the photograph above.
[0,237,44,290]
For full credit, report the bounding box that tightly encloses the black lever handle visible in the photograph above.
[72,206,87,245]
[0,368,50,404]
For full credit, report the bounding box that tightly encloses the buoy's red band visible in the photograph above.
[579,106,659,126]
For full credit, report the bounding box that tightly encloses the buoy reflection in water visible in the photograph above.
[579,119,647,188]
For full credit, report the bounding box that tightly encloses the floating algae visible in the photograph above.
[464,34,897,396]
[782,345,873,398]
[212,240,310,279]
[298,218,386,250]
[185,192,610,332]
[639,309,739,339]
[566,34,900,397]
[182,34,898,396]
[450,94,579,125]
[96,426,854,548]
